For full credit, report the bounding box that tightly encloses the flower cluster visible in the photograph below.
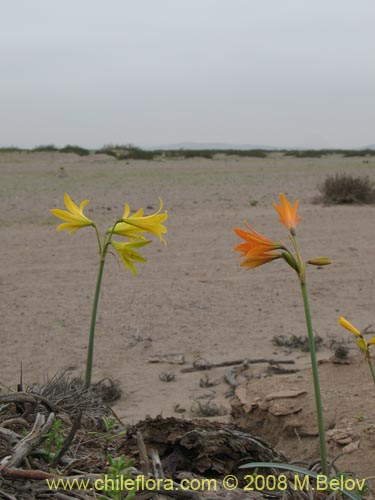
[51,193,168,275]
[234,193,330,273]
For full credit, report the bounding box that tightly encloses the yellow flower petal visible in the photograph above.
[110,239,151,275]
[50,193,93,233]
[356,337,368,353]
[338,316,361,337]
[111,199,167,244]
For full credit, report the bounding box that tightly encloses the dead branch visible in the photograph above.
[0,392,56,413]
[0,465,56,479]
[0,427,20,445]
[0,488,18,500]
[3,412,55,468]
[181,358,294,373]
[51,410,82,467]
[137,431,152,477]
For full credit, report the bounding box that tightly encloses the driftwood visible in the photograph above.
[0,465,56,479]
[148,354,185,365]
[0,427,19,445]
[131,419,266,500]
[181,358,295,373]
[0,392,56,412]
[137,431,152,477]
[2,412,55,468]
[123,416,286,479]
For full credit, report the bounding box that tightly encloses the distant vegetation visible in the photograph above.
[317,173,375,205]
[283,149,375,158]
[0,145,374,160]
[32,144,59,152]
[59,145,90,156]
[95,145,268,160]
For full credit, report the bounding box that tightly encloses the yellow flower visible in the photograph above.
[110,199,168,244]
[338,316,361,336]
[273,193,302,232]
[110,240,151,275]
[338,316,375,359]
[50,193,94,234]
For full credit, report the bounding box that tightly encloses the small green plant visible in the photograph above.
[249,199,258,207]
[318,173,375,205]
[102,416,117,432]
[88,416,126,441]
[99,454,136,500]
[43,419,64,462]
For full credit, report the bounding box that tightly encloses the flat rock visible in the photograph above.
[265,389,307,401]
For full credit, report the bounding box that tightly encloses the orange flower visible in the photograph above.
[240,252,281,269]
[234,223,283,269]
[273,193,302,232]
[234,222,282,256]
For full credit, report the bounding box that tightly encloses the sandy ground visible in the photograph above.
[1,151,375,475]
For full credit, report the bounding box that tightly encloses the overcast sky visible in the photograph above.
[1,0,374,149]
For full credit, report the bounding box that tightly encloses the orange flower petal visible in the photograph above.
[240,252,281,270]
[272,193,302,231]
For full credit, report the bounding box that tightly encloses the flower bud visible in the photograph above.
[281,252,299,272]
[307,257,331,266]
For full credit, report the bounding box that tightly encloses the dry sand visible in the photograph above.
[1,151,375,475]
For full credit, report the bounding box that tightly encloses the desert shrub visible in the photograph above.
[60,145,90,156]
[318,173,375,204]
[343,149,375,157]
[0,146,24,153]
[175,149,214,159]
[234,149,267,158]
[95,147,119,158]
[122,147,157,160]
[284,150,325,158]
[33,144,59,152]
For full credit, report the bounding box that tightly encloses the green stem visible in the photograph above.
[368,358,375,386]
[85,255,106,388]
[300,280,328,475]
[84,219,123,389]
[93,224,102,255]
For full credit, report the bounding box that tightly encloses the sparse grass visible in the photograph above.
[317,173,375,205]
[191,398,227,417]
[159,371,176,382]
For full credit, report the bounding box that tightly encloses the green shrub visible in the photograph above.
[343,149,375,157]
[318,173,375,204]
[284,150,325,158]
[60,145,90,156]
[33,144,59,152]
[0,146,24,153]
